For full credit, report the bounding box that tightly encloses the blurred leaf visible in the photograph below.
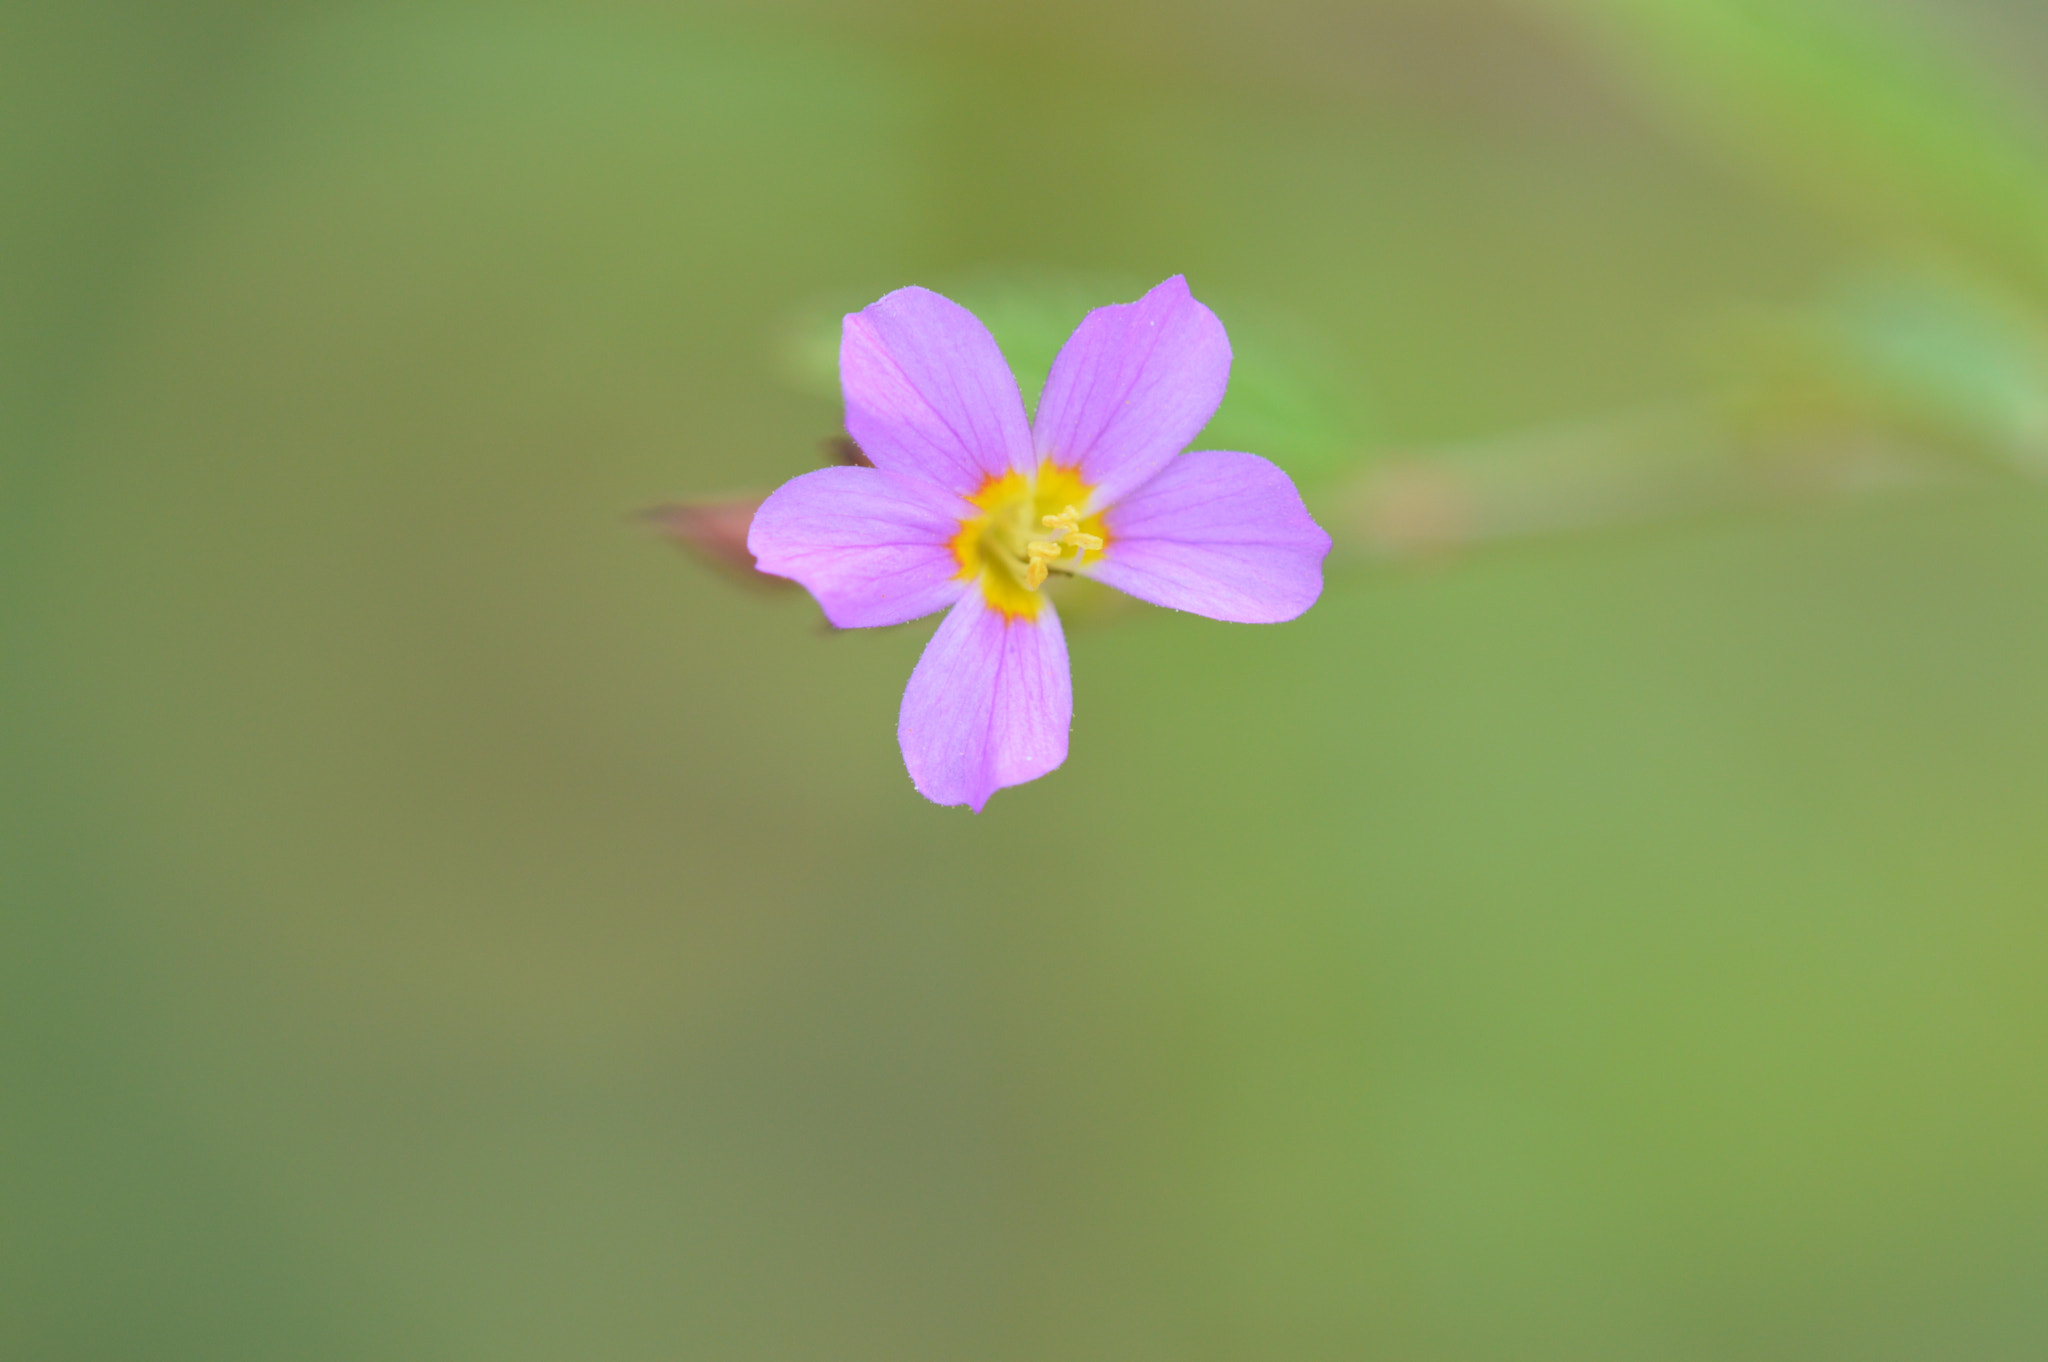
[949,270,1127,409]
[1715,266,2048,477]
[1193,303,1374,486]
[1537,0,2048,302]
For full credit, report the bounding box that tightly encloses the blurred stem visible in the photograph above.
[1327,404,1967,563]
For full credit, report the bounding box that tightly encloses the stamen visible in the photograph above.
[1035,505,1102,571]
[1021,539,1061,591]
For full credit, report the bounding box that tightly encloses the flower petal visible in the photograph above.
[1090,450,1331,623]
[898,589,1071,811]
[840,287,1035,495]
[746,466,971,628]
[1032,275,1231,506]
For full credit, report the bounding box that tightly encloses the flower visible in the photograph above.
[747,275,1332,810]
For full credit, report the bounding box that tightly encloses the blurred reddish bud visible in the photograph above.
[822,434,873,467]
[643,495,792,589]
[645,436,872,591]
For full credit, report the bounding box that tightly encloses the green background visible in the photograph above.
[9,1,2048,1357]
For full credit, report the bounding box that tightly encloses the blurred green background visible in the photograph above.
[10,1,2048,1357]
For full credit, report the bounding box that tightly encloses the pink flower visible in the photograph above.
[748,276,1332,810]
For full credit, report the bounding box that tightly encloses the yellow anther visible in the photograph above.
[1063,531,1104,552]
[1023,539,1066,591]
[1042,506,1082,535]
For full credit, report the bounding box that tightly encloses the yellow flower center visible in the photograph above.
[950,462,1110,620]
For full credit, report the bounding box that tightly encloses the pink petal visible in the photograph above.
[1032,275,1230,507]
[746,466,971,628]
[897,590,1071,811]
[840,287,1035,496]
[1091,450,1331,623]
